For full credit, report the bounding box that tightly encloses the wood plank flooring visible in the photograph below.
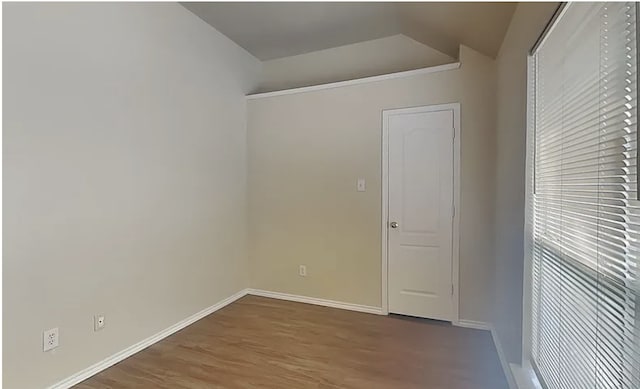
[75,295,508,389]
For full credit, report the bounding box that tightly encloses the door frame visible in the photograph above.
[381,103,461,323]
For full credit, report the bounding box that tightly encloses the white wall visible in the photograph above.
[3,3,260,388]
[248,46,496,322]
[257,35,454,93]
[494,2,558,363]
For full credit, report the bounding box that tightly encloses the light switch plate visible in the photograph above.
[357,178,366,192]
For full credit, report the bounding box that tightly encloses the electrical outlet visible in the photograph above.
[299,265,307,277]
[43,328,59,352]
[94,315,105,331]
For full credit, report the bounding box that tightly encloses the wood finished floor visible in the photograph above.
[75,295,508,389]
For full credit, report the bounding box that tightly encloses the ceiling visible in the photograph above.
[182,2,517,61]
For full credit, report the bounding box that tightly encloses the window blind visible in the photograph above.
[528,2,640,389]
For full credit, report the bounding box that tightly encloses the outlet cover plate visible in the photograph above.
[43,327,59,352]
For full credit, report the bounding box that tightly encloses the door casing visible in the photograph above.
[381,103,461,323]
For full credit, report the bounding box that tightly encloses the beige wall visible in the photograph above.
[494,3,558,363]
[257,35,454,93]
[3,3,260,388]
[248,46,496,322]
[3,2,554,385]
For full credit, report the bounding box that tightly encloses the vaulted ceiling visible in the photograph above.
[182,2,517,60]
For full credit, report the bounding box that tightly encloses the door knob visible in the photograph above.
[390,222,399,228]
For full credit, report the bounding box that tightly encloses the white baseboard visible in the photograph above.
[247,289,383,315]
[491,327,518,389]
[510,362,544,389]
[48,288,249,389]
[454,319,492,331]
[453,320,517,389]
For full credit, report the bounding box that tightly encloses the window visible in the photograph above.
[526,2,640,388]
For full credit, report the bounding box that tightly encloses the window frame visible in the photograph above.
[521,52,540,389]
[522,3,640,388]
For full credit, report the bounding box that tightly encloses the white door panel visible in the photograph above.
[387,109,454,320]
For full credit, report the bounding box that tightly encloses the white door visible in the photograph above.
[386,108,454,321]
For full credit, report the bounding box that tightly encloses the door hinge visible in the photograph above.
[452,205,456,218]
[451,284,455,295]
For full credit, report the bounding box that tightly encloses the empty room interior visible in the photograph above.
[3,1,640,388]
